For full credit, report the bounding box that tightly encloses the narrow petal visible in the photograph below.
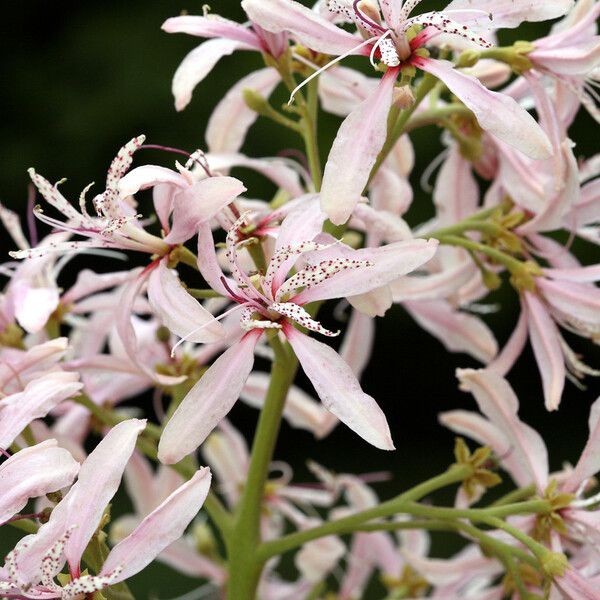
[284,325,394,450]
[457,368,549,490]
[564,397,600,493]
[172,38,252,111]
[117,166,187,197]
[241,0,363,55]
[162,15,262,48]
[158,331,261,464]
[101,468,212,582]
[0,372,83,449]
[403,300,498,363]
[0,441,79,524]
[444,0,574,28]
[524,292,565,411]
[413,58,552,159]
[11,282,60,334]
[164,176,246,244]
[122,452,156,516]
[294,238,438,305]
[339,310,375,380]
[321,69,398,225]
[488,307,528,376]
[148,261,224,343]
[206,67,280,153]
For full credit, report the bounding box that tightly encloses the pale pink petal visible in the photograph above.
[241,0,364,55]
[390,260,477,302]
[294,238,438,305]
[162,15,262,48]
[164,177,246,244]
[156,537,226,583]
[318,67,378,117]
[413,57,552,159]
[434,145,479,226]
[117,166,187,197]
[439,410,532,486]
[158,331,261,464]
[488,306,528,376]
[0,372,83,449]
[524,291,565,411]
[404,300,498,363]
[62,269,136,305]
[101,468,211,582]
[444,0,574,28]
[10,281,59,334]
[172,38,254,111]
[122,452,156,516]
[0,441,79,524]
[241,372,337,438]
[563,396,600,493]
[284,325,394,450]
[206,67,280,153]
[348,286,394,318]
[321,69,398,225]
[148,261,224,344]
[60,419,146,569]
[544,264,600,283]
[339,310,375,380]
[457,368,549,490]
[295,534,345,583]
[196,222,233,297]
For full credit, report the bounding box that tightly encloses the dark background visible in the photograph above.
[1,1,599,597]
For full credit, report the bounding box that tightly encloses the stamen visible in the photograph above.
[288,35,380,105]
[352,0,387,34]
[140,145,213,177]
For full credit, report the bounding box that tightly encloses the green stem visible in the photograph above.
[174,245,200,271]
[300,79,322,190]
[491,484,536,506]
[226,337,298,599]
[426,220,505,240]
[404,103,473,132]
[257,464,471,561]
[187,288,223,299]
[433,235,525,274]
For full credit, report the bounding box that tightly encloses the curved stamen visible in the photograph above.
[352,0,387,34]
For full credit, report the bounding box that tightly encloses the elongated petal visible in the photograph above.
[148,261,224,343]
[564,397,600,493]
[524,292,565,411]
[339,310,375,380]
[488,307,528,376]
[11,282,60,334]
[118,166,187,197]
[321,70,398,225]
[414,58,552,159]
[162,15,262,48]
[544,264,600,283]
[122,452,156,516]
[0,441,79,524]
[0,372,83,449]
[101,468,211,582]
[172,38,253,111]
[284,325,394,450]
[158,331,261,464]
[444,0,574,28]
[294,238,438,305]
[403,300,498,363]
[61,419,146,568]
[434,145,479,226]
[206,67,280,153]
[439,410,532,486]
[164,176,246,244]
[457,368,549,490]
[242,0,363,55]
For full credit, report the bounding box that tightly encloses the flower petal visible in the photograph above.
[158,331,261,464]
[523,291,565,411]
[162,15,262,48]
[0,441,79,525]
[172,38,253,111]
[148,261,224,343]
[242,0,363,55]
[413,58,552,159]
[164,176,246,244]
[206,67,280,153]
[457,368,549,490]
[320,69,398,225]
[101,467,212,583]
[284,325,394,450]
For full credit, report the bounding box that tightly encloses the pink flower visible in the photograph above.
[243,0,554,224]
[157,203,437,463]
[1,420,212,599]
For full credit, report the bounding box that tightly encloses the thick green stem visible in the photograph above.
[226,337,298,599]
[300,79,322,190]
[404,103,473,132]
